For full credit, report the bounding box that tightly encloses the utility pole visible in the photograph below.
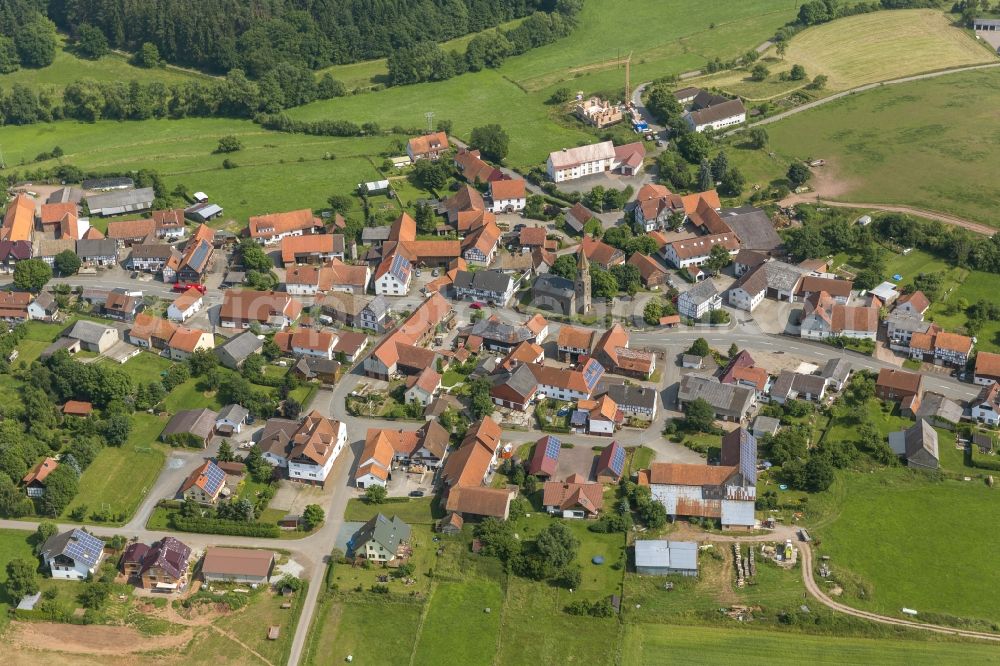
[624,51,633,103]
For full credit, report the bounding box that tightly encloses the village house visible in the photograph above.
[0,291,32,322]
[972,382,1000,426]
[167,287,204,322]
[678,280,722,319]
[27,291,58,321]
[876,368,924,404]
[908,330,974,368]
[293,356,340,384]
[543,475,604,518]
[685,97,746,132]
[120,537,191,591]
[66,320,119,353]
[498,341,545,372]
[106,218,156,246]
[175,225,215,284]
[179,460,227,504]
[633,183,684,231]
[22,457,58,497]
[215,331,263,370]
[607,383,658,421]
[162,408,218,448]
[975,351,1000,386]
[564,202,596,234]
[287,411,348,485]
[556,325,595,362]
[41,529,106,580]
[320,292,390,332]
[820,358,853,392]
[886,310,937,349]
[627,252,671,288]
[152,209,187,240]
[444,485,518,521]
[896,291,930,317]
[910,391,963,430]
[489,364,539,411]
[404,367,442,407]
[257,418,301,469]
[440,419,503,490]
[454,148,502,184]
[528,435,561,478]
[374,253,413,296]
[127,243,181,278]
[677,375,756,423]
[580,394,622,436]
[129,314,177,350]
[407,131,450,162]
[33,238,76,268]
[581,236,625,270]
[275,329,338,360]
[663,233,740,269]
[75,238,118,266]
[219,290,303,330]
[800,291,878,341]
[353,514,412,563]
[888,419,939,470]
[769,371,828,404]
[453,270,516,306]
[727,261,805,312]
[595,440,626,483]
[524,314,549,344]
[364,293,452,380]
[333,331,368,363]
[102,288,144,321]
[248,209,322,244]
[547,141,617,183]
[165,326,214,361]
[489,178,527,213]
[462,221,502,265]
[216,404,249,436]
[797,276,853,304]
[527,358,606,402]
[280,234,346,266]
[592,324,656,379]
[460,316,535,354]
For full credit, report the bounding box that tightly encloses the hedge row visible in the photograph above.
[170,516,280,538]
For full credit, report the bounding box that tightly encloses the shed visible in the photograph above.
[634,540,698,576]
[750,415,780,439]
[681,354,703,369]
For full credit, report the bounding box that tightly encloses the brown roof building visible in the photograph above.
[876,368,924,403]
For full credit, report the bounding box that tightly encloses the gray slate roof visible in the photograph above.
[721,206,782,251]
[85,187,155,211]
[607,383,658,411]
[490,363,538,398]
[162,408,218,441]
[533,273,575,298]
[466,318,534,346]
[67,320,117,345]
[820,358,852,385]
[216,331,264,366]
[353,513,411,555]
[915,392,963,425]
[680,279,719,306]
[453,269,513,295]
[751,415,781,435]
[217,404,249,425]
[678,375,754,418]
[76,239,118,258]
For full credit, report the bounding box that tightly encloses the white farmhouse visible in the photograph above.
[40,529,106,580]
[287,412,348,485]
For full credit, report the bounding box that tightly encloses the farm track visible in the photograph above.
[781,197,997,237]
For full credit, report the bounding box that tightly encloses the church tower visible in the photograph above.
[575,247,591,314]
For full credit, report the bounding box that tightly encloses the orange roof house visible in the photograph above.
[248,209,321,243]
[40,203,77,227]
[2,194,35,242]
[63,400,94,416]
[407,131,450,160]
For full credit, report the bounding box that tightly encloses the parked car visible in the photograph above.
[409,490,425,497]
[431,268,440,277]
[469,302,483,309]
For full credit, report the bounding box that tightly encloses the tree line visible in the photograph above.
[387,1,582,85]
[41,0,547,76]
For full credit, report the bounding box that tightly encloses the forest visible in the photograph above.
[0,0,555,75]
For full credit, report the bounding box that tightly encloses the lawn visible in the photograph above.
[61,412,168,523]
[2,118,397,223]
[212,587,305,665]
[0,529,35,631]
[343,497,439,525]
[925,269,1000,352]
[305,599,423,666]
[112,351,174,386]
[621,623,1000,664]
[810,469,1000,623]
[823,399,909,446]
[732,69,1000,227]
[411,580,504,666]
[164,377,224,413]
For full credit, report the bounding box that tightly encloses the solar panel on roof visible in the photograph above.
[202,462,226,495]
[544,436,561,459]
[65,529,105,568]
[609,444,626,475]
[583,360,604,390]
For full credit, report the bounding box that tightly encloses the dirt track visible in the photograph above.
[7,621,194,656]
[782,194,996,237]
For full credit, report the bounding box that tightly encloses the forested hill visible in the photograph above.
[38,0,548,74]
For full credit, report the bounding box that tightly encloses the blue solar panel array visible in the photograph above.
[608,443,626,476]
[201,461,226,496]
[65,529,105,569]
[583,360,604,390]
[544,436,562,460]
[390,254,410,282]
[188,240,212,270]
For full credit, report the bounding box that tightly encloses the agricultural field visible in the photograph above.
[810,469,1000,623]
[2,118,398,223]
[694,9,992,100]
[731,69,1000,227]
[621,624,1000,664]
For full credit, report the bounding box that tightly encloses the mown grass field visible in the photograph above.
[0,38,207,89]
[811,469,1000,623]
[732,69,1000,226]
[621,623,1000,664]
[60,412,168,523]
[696,9,992,100]
[3,118,396,223]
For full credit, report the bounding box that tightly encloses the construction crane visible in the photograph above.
[623,51,633,105]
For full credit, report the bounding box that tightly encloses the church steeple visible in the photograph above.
[575,246,591,314]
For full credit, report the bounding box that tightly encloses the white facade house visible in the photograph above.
[167,291,204,322]
[546,141,617,183]
[488,179,527,213]
[678,281,722,319]
[40,529,106,581]
[374,254,412,297]
[686,99,747,133]
[287,418,347,485]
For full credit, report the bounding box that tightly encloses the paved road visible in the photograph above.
[780,197,996,237]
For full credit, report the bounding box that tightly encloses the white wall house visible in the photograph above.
[288,420,347,484]
[374,254,412,297]
[546,141,616,183]
[488,180,527,213]
[41,529,106,581]
[167,292,203,322]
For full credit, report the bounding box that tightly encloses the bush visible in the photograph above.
[169,516,280,538]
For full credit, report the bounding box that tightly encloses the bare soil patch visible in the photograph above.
[7,621,193,656]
